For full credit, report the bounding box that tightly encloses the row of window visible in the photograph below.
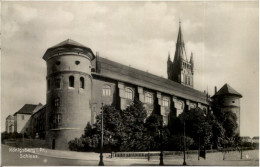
[182,62,192,69]
[102,85,170,106]
[47,76,85,90]
[55,60,81,66]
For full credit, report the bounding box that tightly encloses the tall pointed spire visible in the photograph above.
[174,20,188,62]
[177,19,184,45]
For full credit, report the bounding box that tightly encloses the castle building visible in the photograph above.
[5,23,242,150]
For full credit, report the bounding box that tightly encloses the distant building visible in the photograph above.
[252,136,259,144]
[5,115,14,133]
[13,103,42,134]
[240,136,251,143]
[6,22,242,150]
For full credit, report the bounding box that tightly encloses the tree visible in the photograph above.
[119,98,148,151]
[178,108,213,149]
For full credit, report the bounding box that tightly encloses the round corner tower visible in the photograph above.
[212,83,242,135]
[43,39,95,150]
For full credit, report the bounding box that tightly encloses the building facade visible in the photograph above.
[6,23,242,150]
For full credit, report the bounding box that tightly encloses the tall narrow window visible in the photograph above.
[80,77,84,89]
[54,97,60,107]
[125,88,133,100]
[102,85,111,96]
[69,76,74,88]
[162,97,169,107]
[22,115,24,120]
[145,92,153,104]
[55,78,61,89]
[47,79,50,91]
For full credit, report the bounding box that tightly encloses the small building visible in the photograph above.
[5,115,14,133]
[252,136,259,144]
[13,103,42,134]
[240,136,251,143]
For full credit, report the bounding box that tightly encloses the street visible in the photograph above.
[1,144,259,166]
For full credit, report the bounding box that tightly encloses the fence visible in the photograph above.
[112,149,259,161]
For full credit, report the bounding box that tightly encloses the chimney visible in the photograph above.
[215,86,217,94]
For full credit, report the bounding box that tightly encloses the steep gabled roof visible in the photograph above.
[93,57,208,105]
[6,115,14,120]
[13,104,39,116]
[213,83,242,98]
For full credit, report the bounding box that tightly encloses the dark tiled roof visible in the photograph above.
[49,39,87,49]
[14,104,39,116]
[43,39,95,60]
[32,105,46,116]
[93,57,208,105]
[213,83,242,98]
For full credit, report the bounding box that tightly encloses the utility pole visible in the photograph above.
[98,103,104,166]
[183,121,187,166]
[159,118,164,166]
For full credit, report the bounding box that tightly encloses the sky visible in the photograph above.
[1,1,259,137]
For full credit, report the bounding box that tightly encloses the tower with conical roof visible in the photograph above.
[212,83,242,134]
[43,39,95,150]
[167,21,194,88]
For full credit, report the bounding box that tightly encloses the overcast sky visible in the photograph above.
[1,1,258,137]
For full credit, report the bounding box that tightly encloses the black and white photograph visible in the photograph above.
[1,0,259,166]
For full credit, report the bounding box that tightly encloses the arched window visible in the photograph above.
[102,85,111,96]
[80,77,84,89]
[54,97,60,107]
[145,92,153,104]
[125,88,133,100]
[55,78,61,89]
[69,76,74,88]
[162,97,169,107]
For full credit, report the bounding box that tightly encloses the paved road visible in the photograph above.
[2,144,259,166]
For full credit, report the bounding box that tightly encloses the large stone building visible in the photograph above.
[5,23,242,150]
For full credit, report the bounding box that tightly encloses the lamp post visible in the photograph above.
[98,103,104,166]
[159,117,164,166]
[183,121,187,166]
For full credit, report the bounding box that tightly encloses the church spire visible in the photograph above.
[174,20,188,62]
[177,20,184,45]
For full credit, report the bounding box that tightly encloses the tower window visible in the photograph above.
[69,76,74,88]
[47,79,51,91]
[56,61,61,66]
[55,78,61,89]
[54,97,60,107]
[125,88,133,100]
[145,92,153,104]
[80,77,84,89]
[102,85,111,96]
[22,115,24,120]
[162,97,169,107]
[75,61,80,65]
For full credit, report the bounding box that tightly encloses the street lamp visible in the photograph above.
[183,121,187,166]
[159,117,164,166]
[98,103,104,166]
